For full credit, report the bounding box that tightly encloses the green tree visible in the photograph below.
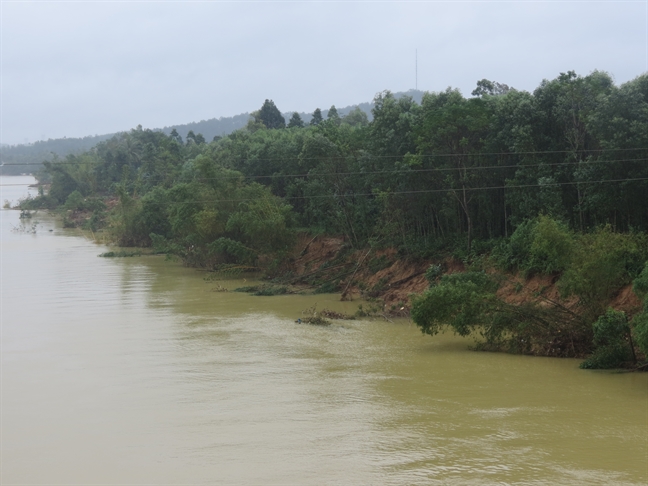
[471,79,511,97]
[371,91,419,157]
[327,105,341,125]
[310,108,323,126]
[256,99,285,129]
[580,309,635,369]
[287,112,305,128]
[415,89,491,252]
[342,107,369,127]
[170,128,183,145]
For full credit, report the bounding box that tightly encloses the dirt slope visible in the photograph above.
[283,235,643,318]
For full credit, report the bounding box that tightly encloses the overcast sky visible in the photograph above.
[2,0,647,145]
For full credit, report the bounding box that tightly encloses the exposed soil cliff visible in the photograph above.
[282,234,643,319]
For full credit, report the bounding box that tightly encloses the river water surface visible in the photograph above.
[1,176,647,485]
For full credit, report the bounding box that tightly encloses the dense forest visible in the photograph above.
[19,71,648,370]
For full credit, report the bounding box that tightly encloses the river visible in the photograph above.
[1,175,647,485]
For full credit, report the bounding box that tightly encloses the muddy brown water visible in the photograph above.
[2,176,647,485]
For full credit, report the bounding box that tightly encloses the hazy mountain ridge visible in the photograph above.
[161,90,423,140]
[0,133,117,175]
[0,90,425,174]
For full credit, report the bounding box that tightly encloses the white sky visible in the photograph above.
[2,0,647,145]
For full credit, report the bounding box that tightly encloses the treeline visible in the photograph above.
[22,70,648,368]
[2,92,424,175]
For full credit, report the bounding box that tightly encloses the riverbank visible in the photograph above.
[14,198,648,367]
[20,202,647,335]
[276,233,643,320]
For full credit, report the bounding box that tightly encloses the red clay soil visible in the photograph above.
[286,234,643,318]
[286,235,448,314]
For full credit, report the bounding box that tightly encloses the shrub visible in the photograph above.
[493,218,536,271]
[580,309,634,369]
[633,262,648,300]
[493,215,573,275]
[560,228,645,321]
[631,311,648,358]
[63,190,85,210]
[631,264,648,360]
[527,215,573,274]
[411,270,590,356]
[424,264,443,283]
[411,272,499,337]
[208,237,257,265]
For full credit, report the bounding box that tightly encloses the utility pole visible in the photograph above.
[415,49,418,91]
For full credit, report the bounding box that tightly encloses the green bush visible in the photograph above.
[631,311,648,358]
[411,272,499,337]
[560,228,645,320]
[493,216,573,275]
[580,309,634,369]
[412,269,591,356]
[493,219,536,270]
[82,210,105,231]
[63,190,85,210]
[368,255,391,273]
[109,189,150,246]
[527,215,573,274]
[633,262,648,300]
[19,194,58,210]
[208,237,257,265]
[424,264,443,283]
[631,265,648,360]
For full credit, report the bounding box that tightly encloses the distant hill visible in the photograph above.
[0,90,425,175]
[161,90,426,141]
[0,133,116,176]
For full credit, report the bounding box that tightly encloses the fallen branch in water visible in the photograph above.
[320,309,355,320]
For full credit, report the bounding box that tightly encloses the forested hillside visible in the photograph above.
[19,71,648,369]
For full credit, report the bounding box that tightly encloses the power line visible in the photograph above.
[8,177,647,205]
[164,156,648,180]
[1,146,647,167]
[3,156,648,186]
[0,158,648,187]
[113,176,648,203]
